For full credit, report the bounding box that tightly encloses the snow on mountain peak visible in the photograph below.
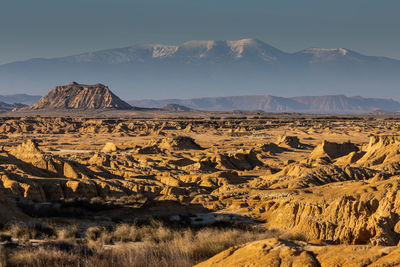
[228,38,260,47]
[227,39,261,58]
[227,38,282,60]
[181,40,217,49]
[303,48,349,56]
[151,45,178,58]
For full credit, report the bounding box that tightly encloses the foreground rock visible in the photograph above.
[196,238,400,267]
[249,174,400,246]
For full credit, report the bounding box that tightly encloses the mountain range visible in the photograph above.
[0,102,27,111]
[0,38,399,99]
[0,94,41,105]
[4,84,399,113]
[128,95,400,113]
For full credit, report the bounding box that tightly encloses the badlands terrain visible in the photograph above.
[0,113,400,266]
[0,83,400,266]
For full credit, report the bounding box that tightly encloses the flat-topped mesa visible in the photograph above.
[24,82,132,110]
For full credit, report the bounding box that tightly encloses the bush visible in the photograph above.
[85,226,105,241]
[85,226,114,245]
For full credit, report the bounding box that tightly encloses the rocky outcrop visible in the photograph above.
[255,175,400,246]
[264,163,376,189]
[182,171,244,188]
[101,142,119,153]
[260,143,286,154]
[356,135,400,168]
[1,173,47,201]
[335,151,365,165]
[8,140,63,176]
[151,136,203,151]
[213,150,263,171]
[276,135,304,149]
[308,140,359,162]
[136,145,163,154]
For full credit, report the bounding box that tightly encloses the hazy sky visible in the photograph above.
[1,0,399,64]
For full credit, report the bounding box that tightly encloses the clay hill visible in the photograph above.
[23,82,133,110]
[162,103,193,112]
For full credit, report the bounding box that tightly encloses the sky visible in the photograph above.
[0,0,399,65]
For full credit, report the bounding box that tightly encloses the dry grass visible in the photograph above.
[5,248,80,267]
[56,225,79,240]
[8,222,54,241]
[0,221,277,267]
[280,231,308,242]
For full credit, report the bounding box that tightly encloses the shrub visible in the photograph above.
[56,225,79,240]
[112,224,142,242]
[85,226,105,241]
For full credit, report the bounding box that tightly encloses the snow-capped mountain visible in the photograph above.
[0,38,399,99]
[61,38,286,64]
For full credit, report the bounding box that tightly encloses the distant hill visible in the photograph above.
[0,38,400,99]
[291,95,400,113]
[162,103,193,112]
[0,94,41,105]
[0,102,27,111]
[22,82,133,110]
[128,95,400,113]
